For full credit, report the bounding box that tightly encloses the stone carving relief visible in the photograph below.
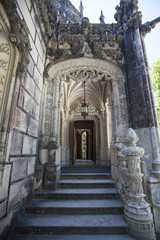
[1,0,31,73]
[70,102,98,116]
[114,0,142,32]
[0,43,10,54]
[81,41,93,58]
[47,17,123,65]
[33,0,52,38]
[0,39,10,134]
[0,59,8,71]
[39,78,58,148]
[0,75,5,103]
[59,67,112,83]
[48,33,123,65]
[0,3,20,161]
[0,75,5,84]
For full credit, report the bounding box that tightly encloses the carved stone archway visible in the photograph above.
[0,3,21,162]
[39,57,128,172]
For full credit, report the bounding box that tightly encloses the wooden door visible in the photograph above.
[74,121,94,161]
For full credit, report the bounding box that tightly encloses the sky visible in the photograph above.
[70,0,160,66]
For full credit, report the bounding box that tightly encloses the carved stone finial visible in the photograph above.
[123,128,139,146]
[99,10,105,24]
[81,17,91,35]
[81,17,90,24]
[79,0,84,19]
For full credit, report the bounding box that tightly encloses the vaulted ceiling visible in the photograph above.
[63,79,110,113]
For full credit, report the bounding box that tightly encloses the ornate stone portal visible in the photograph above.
[39,58,128,165]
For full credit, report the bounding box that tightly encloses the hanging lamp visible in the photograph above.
[81,80,88,119]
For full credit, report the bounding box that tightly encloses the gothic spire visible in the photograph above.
[99,10,105,24]
[79,0,84,19]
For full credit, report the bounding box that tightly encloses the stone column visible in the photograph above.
[112,80,120,136]
[39,78,49,165]
[51,78,59,141]
[115,142,126,198]
[122,128,155,240]
[99,110,108,166]
[134,24,160,236]
[105,82,112,164]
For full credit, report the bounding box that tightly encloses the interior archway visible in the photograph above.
[40,57,128,168]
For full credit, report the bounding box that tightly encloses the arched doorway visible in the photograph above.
[74,120,94,163]
[39,57,128,170]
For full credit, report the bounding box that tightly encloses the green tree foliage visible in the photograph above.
[150,59,160,128]
[82,131,87,153]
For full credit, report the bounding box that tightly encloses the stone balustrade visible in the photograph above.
[114,128,155,240]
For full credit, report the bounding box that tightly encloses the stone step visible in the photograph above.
[15,214,128,235]
[34,188,119,200]
[61,166,111,174]
[60,173,111,180]
[74,160,94,166]
[14,234,135,240]
[26,199,123,215]
[58,179,115,188]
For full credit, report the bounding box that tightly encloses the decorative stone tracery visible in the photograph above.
[59,67,112,83]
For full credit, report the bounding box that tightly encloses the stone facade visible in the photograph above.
[0,0,160,239]
[0,0,47,238]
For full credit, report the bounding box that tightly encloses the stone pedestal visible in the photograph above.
[122,129,155,240]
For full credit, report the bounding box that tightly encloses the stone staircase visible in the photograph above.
[14,167,134,240]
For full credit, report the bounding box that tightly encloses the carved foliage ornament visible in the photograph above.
[114,0,142,32]
[0,59,8,71]
[2,0,31,73]
[48,31,123,64]
[33,0,52,38]
[59,67,113,83]
[0,43,10,55]
[70,103,97,115]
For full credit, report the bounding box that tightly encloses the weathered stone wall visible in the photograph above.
[0,0,46,239]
